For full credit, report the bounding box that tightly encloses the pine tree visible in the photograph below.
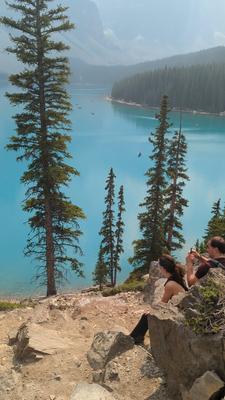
[1,1,85,296]
[204,199,225,241]
[129,95,171,272]
[199,241,206,253]
[99,168,116,286]
[194,239,205,253]
[164,118,189,252]
[195,239,200,252]
[113,185,125,286]
[93,246,108,290]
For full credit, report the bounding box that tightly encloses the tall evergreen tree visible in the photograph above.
[129,95,171,272]
[93,246,108,290]
[204,199,225,241]
[164,117,189,252]
[1,0,85,296]
[194,239,205,253]
[113,185,125,286]
[195,239,200,252]
[99,168,116,285]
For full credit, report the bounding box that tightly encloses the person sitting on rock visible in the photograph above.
[186,236,225,287]
[130,254,188,345]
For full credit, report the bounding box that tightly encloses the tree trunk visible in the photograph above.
[45,198,56,296]
[36,0,56,296]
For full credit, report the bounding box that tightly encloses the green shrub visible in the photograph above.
[0,301,24,311]
[102,280,146,297]
[186,279,223,334]
[124,266,147,284]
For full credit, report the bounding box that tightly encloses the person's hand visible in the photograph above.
[190,249,201,259]
[186,252,196,263]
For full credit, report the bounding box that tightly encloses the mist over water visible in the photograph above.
[0,85,225,296]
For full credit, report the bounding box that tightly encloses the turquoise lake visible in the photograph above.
[0,84,225,296]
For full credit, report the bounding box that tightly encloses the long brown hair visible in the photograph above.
[159,254,188,291]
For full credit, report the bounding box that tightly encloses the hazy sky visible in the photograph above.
[93,0,225,54]
[1,0,225,67]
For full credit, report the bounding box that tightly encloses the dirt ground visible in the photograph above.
[0,291,168,400]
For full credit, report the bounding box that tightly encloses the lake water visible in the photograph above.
[0,84,225,296]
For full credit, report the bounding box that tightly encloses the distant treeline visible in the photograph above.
[111,63,225,113]
[70,46,225,85]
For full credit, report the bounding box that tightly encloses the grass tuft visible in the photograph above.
[102,279,146,297]
[0,301,24,311]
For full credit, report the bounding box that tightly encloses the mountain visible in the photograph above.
[65,0,131,65]
[1,0,225,70]
[111,63,225,113]
[71,46,225,84]
[0,0,135,71]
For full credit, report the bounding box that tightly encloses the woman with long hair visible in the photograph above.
[130,254,188,344]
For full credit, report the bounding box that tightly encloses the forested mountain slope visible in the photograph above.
[71,46,225,85]
[111,63,225,113]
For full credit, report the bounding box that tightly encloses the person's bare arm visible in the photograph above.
[186,253,198,286]
[161,282,174,303]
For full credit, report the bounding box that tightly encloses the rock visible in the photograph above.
[104,360,120,382]
[31,303,50,323]
[13,322,72,361]
[182,371,224,400]
[87,331,134,370]
[92,369,105,384]
[71,306,81,319]
[178,285,203,316]
[141,274,149,282]
[151,278,167,305]
[8,329,18,345]
[54,375,61,381]
[148,270,225,399]
[143,260,166,304]
[0,369,20,395]
[74,357,81,368]
[140,354,162,379]
[70,383,116,400]
[209,385,225,399]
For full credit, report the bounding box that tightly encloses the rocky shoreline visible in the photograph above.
[107,96,225,118]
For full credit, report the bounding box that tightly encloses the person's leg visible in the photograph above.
[130,313,149,344]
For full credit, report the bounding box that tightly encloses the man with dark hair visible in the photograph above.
[186,236,225,287]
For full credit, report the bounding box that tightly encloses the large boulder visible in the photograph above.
[148,270,225,399]
[182,371,224,400]
[70,383,116,400]
[12,322,72,361]
[87,331,134,370]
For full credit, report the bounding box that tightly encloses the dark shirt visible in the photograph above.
[195,257,225,280]
[165,275,188,291]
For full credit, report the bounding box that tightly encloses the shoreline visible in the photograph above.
[0,285,103,302]
[106,96,225,118]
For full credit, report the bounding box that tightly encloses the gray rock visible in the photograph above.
[8,329,18,345]
[13,322,72,361]
[148,270,225,399]
[182,371,224,400]
[92,369,105,384]
[143,261,164,304]
[87,331,134,370]
[140,354,162,379]
[104,360,120,382]
[70,383,115,400]
[178,285,202,314]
